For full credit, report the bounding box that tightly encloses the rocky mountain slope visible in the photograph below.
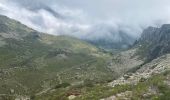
[102,54,170,100]
[1,15,170,100]
[0,15,115,99]
[136,24,170,61]
[63,24,170,100]
[101,24,170,100]
[0,15,144,100]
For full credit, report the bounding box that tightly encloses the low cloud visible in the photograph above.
[0,0,170,41]
[0,0,90,38]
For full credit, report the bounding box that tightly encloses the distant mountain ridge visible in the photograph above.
[84,24,135,50]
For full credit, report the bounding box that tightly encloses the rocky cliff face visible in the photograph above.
[102,25,170,100]
[137,24,170,61]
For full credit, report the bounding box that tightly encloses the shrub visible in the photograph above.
[55,83,71,89]
[84,79,94,87]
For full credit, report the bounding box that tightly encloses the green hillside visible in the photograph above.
[2,15,170,100]
[0,15,116,99]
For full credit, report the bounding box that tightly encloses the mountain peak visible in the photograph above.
[0,15,38,40]
[161,24,170,29]
[137,24,170,61]
[140,26,157,42]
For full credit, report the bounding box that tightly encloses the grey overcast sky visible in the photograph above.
[0,0,170,39]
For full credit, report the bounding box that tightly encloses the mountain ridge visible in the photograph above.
[136,24,170,61]
[1,15,170,100]
[0,15,118,99]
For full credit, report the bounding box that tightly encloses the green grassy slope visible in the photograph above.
[0,15,115,98]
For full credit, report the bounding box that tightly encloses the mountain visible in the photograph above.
[136,24,170,61]
[1,14,170,100]
[83,24,135,50]
[68,24,170,100]
[0,15,119,99]
[101,30,170,99]
[0,15,145,100]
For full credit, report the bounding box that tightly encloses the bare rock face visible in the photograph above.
[103,54,170,100]
[107,49,144,76]
[109,54,170,87]
[136,24,170,61]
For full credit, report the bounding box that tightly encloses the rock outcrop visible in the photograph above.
[137,24,170,61]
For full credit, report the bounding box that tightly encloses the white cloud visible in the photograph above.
[1,0,170,41]
[0,0,90,38]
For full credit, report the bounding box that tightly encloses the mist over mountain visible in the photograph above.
[1,0,170,99]
[1,0,170,49]
[82,24,136,49]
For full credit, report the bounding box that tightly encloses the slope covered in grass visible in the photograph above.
[0,15,115,97]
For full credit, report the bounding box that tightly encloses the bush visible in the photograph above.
[84,79,94,87]
[139,77,147,82]
[55,83,71,89]
[30,95,36,100]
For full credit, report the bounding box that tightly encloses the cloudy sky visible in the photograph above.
[0,0,170,39]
